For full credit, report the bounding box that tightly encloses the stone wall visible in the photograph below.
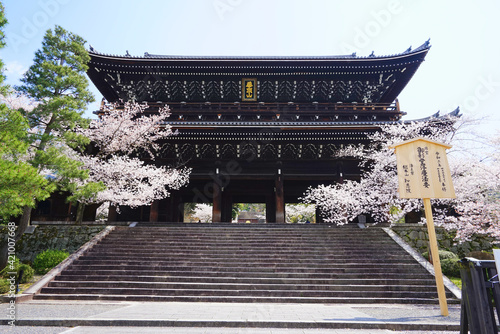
[391,224,498,258]
[1,225,105,263]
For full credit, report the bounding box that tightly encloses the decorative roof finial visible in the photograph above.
[369,51,375,57]
[89,44,94,52]
[404,46,412,53]
[125,50,130,57]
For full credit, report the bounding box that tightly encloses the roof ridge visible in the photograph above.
[87,41,431,60]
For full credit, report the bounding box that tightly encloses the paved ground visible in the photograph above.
[0,327,461,334]
[0,300,461,333]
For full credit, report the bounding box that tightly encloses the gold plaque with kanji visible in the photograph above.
[391,137,455,199]
[242,78,257,101]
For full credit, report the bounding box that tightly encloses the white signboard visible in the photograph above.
[494,249,500,277]
[391,137,455,199]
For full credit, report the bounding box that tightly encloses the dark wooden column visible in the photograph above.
[108,205,117,222]
[166,192,183,222]
[337,161,344,183]
[221,191,233,223]
[149,200,159,222]
[266,194,276,223]
[164,196,174,222]
[315,206,324,224]
[212,181,222,223]
[275,173,285,223]
[172,195,184,223]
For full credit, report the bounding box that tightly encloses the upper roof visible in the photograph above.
[87,41,430,104]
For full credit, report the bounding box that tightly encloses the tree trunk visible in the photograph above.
[76,202,85,224]
[16,206,31,240]
[0,243,9,272]
[0,206,32,270]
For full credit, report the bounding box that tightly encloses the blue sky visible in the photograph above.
[1,0,499,137]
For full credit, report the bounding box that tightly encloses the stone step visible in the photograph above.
[97,240,398,247]
[73,259,421,267]
[58,269,433,279]
[76,256,419,265]
[48,280,442,293]
[54,274,438,286]
[33,293,459,305]
[68,263,426,274]
[39,286,453,300]
[33,225,459,305]
[87,247,405,255]
[65,263,428,274]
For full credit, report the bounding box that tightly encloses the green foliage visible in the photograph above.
[441,257,461,278]
[32,249,69,275]
[17,263,34,283]
[0,257,35,283]
[0,2,8,95]
[422,249,461,278]
[0,279,9,294]
[0,4,51,220]
[0,105,54,221]
[422,249,458,261]
[449,277,462,289]
[10,25,101,217]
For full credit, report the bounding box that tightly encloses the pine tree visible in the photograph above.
[10,24,95,247]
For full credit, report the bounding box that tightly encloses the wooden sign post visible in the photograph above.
[390,137,456,317]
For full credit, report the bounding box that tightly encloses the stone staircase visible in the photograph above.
[34,225,458,304]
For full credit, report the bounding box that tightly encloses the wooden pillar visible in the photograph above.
[221,191,232,223]
[167,192,183,223]
[275,173,285,223]
[172,196,183,223]
[266,194,276,223]
[315,206,323,224]
[165,196,174,222]
[149,200,159,222]
[176,200,185,223]
[108,205,117,222]
[212,181,222,223]
[337,161,344,183]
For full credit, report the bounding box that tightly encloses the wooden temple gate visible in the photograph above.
[84,41,432,223]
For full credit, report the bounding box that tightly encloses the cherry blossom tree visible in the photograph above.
[433,133,500,240]
[285,204,316,223]
[192,204,213,223]
[77,101,190,220]
[303,113,500,241]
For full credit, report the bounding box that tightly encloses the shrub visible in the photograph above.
[422,250,461,278]
[422,250,458,261]
[0,279,11,294]
[0,257,35,284]
[17,264,35,283]
[33,249,69,275]
[441,257,461,277]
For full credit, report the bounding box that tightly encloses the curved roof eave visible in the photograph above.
[403,107,461,123]
[87,40,431,63]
